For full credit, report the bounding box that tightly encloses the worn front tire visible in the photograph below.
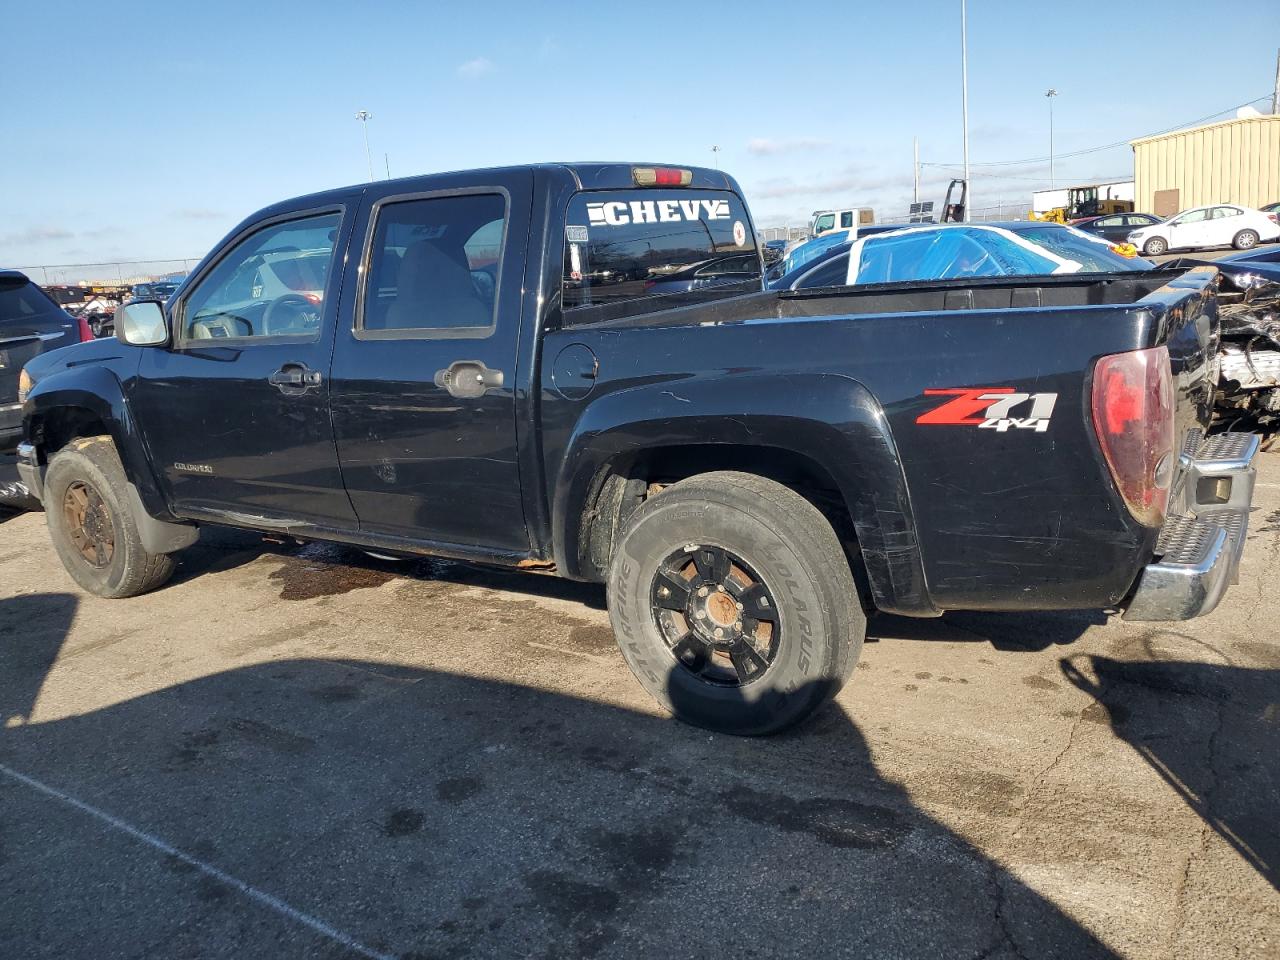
[607,471,865,735]
[44,436,176,598]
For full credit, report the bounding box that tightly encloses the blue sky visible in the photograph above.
[4,0,1279,266]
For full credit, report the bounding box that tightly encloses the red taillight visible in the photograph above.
[632,166,693,187]
[77,315,94,341]
[1268,213,1278,224]
[1090,345,1175,527]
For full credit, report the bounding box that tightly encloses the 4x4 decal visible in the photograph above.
[917,388,1057,433]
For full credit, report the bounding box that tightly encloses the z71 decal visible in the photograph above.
[916,387,1058,433]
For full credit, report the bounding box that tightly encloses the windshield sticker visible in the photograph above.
[733,220,747,247]
[568,244,583,281]
[565,225,589,243]
[917,388,1058,433]
[586,199,730,227]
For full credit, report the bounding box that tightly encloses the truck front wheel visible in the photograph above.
[44,436,176,599]
[607,471,865,735]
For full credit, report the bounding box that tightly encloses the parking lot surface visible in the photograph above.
[1,456,1277,959]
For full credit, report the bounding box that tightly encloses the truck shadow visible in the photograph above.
[0,590,1116,959]
[1062,650,1280,892]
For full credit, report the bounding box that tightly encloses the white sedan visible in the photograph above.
[1127,204,1280,256]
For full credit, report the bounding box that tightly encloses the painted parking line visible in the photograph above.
[0,762,395,960]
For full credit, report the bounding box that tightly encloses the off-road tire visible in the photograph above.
[607,471,865,735]
[1232,229,1259,251]
[44,436,176,598]
[1142,237,1168,256]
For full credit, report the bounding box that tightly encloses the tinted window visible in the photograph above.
[1124,215,1154,226]
[361,193,505,336]
[562,189,759,315]
[1094,216,1124,227]
[0,277,64,327]
[793,252,851,288]
[182,213,340,342]
[839,211,854,229]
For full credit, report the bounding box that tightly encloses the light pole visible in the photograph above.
[355,110,374,182]
[960,0,970,221]
[1045,89,1058,190]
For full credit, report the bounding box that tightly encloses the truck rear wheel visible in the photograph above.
[44,436,176,599]
[607,471,864,735]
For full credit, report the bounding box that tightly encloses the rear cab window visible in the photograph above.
[561,188,761,323]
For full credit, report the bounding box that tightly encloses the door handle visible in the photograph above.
[269,363,322,393]
[434,360,504,400]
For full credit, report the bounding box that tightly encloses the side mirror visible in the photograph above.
[117,300,169,346]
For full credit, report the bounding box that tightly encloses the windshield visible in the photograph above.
[1015,226,1152,272]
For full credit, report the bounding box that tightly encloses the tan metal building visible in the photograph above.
[1131,114,1280,217]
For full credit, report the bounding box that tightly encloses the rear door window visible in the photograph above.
[562,189,760,318]
[360,193,506,337]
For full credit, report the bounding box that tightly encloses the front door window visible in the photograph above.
[181,214,341,343]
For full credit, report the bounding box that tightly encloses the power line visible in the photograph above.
[927,165,1131,184]
[921,95,1273,168]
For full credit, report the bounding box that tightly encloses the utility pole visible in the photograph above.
[960,0,970,221]
[1273,48,1279,115]
[355,110,374,182]
[913,136,920,206]
[1046,88,1058,189]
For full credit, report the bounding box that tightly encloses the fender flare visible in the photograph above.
[553,373,938,616]
[24,365,178,524]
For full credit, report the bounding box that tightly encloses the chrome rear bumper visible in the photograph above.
[1123,432,1259,621]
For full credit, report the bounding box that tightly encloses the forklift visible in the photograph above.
[1030,184,1133,223]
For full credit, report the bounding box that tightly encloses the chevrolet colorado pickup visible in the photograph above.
[16,163,1260,734]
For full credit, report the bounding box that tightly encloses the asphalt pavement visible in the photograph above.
[0,455,1277,959]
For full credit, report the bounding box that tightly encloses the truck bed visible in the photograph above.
[574,269,1185,329]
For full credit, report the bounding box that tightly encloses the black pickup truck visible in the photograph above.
[16,163,1260,734]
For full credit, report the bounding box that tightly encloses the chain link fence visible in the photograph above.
[12,259,202,287]
[880,203,1030,225]
[757,226,811,243]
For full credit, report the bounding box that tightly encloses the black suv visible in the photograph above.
[1,270,85,504]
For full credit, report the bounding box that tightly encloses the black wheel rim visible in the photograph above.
[649,544,781,686]
[63,480,115,568]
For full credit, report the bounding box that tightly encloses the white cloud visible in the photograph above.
[0,226,75,246]
[457,57,494,79]
[747,137,832,156]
